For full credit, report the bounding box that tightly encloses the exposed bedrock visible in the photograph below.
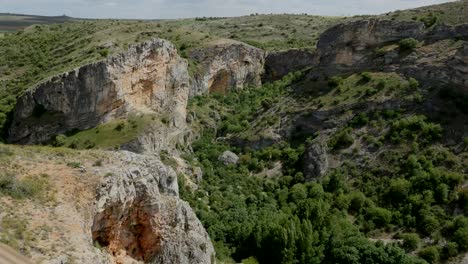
[312,19,468,89]
[189,40,265,96]
[8,38,190,144]
[92,152,215,264]
[263,49,315,82]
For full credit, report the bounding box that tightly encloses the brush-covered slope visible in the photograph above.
[381,0,468,25]
[183,69,468,264]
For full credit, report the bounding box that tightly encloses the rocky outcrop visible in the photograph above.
[189,40,265,96]
[303,137,329,181]
[8,38,190,144]
[311,19,468,89]
[263,49,315,81]
[6,37,216,264]
[397,40,468,90]
[92,151,215,264]
[218,151,239,165]
[315,19,426,68]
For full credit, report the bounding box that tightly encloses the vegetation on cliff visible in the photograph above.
[181,71,468,264]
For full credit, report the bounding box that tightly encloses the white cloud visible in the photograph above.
[0,0,457,19]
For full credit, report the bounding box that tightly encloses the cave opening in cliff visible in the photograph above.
[91,203,162,262]
[209,69,232,95]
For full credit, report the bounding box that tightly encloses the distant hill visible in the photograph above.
[0,13,75,32]
[380,0,468,25]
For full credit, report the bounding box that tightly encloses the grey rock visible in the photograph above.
[193,166,203,183]
[92,151,215,264]
[310,19,468,90]
[218,151,239,165]
[263,49,315,81]
[315,19,426,69]
[9,38,190,144]
[303,138,329,181]
[189,40,265,96]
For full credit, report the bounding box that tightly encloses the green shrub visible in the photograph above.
[408,78,420,89]
[242,257,259,264]
[66,162,81,168]
[0,173,47,199]
[329,127,354,150]
[418,246,440,264]
[366,207,392,227]
[459,187,468,211]
[388,115,442,144]
[99,48,109,58]
[401,233,420,252]
[328,76,343,88]
[420,14,438,28]
[114,122,125,131]
[452,226,468,250]
[360,72,372,82]
[53,134,67,147]
[386,179,411,204]
[443,242,458,258]
[399,38,419,51]
[349,113,369,127]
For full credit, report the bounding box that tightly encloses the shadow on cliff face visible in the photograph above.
[209,69,231,95]
[92,198,162,262]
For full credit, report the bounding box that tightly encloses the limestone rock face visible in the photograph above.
[263,49,315,81]
[92,151,215,264]
[8,38,190,144]
[398,40,468,90]
[315,19,426,67]
[303,138,329,181]
[190,40,265,96]
[312,19,468,89]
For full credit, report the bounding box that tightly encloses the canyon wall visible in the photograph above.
[312,19,468,89]
[189,40,265,96]
[8,39,190,144]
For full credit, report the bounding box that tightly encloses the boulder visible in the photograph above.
[218,150,240,165]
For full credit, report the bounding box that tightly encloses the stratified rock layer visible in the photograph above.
[8,39,190,144]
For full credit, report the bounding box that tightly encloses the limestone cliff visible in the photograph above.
[263,49,315,82]
[189,40,265,96]
[5,38,216,264]
[312,19,468,89]
[8,38,190,144]
[92,151,215,264]
[0,146,215,264]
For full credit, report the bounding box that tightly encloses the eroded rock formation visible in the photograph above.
[7,38,217,264]
[92,152,215,264]
[189,40,265,96]
[312,19,468,89]
[303,137,329,181]
[263,49,315,81]
[8,39,190,144]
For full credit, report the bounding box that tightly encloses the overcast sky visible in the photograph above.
[2,0,456,19]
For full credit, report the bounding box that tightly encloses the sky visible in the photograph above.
[1,0,456,19]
